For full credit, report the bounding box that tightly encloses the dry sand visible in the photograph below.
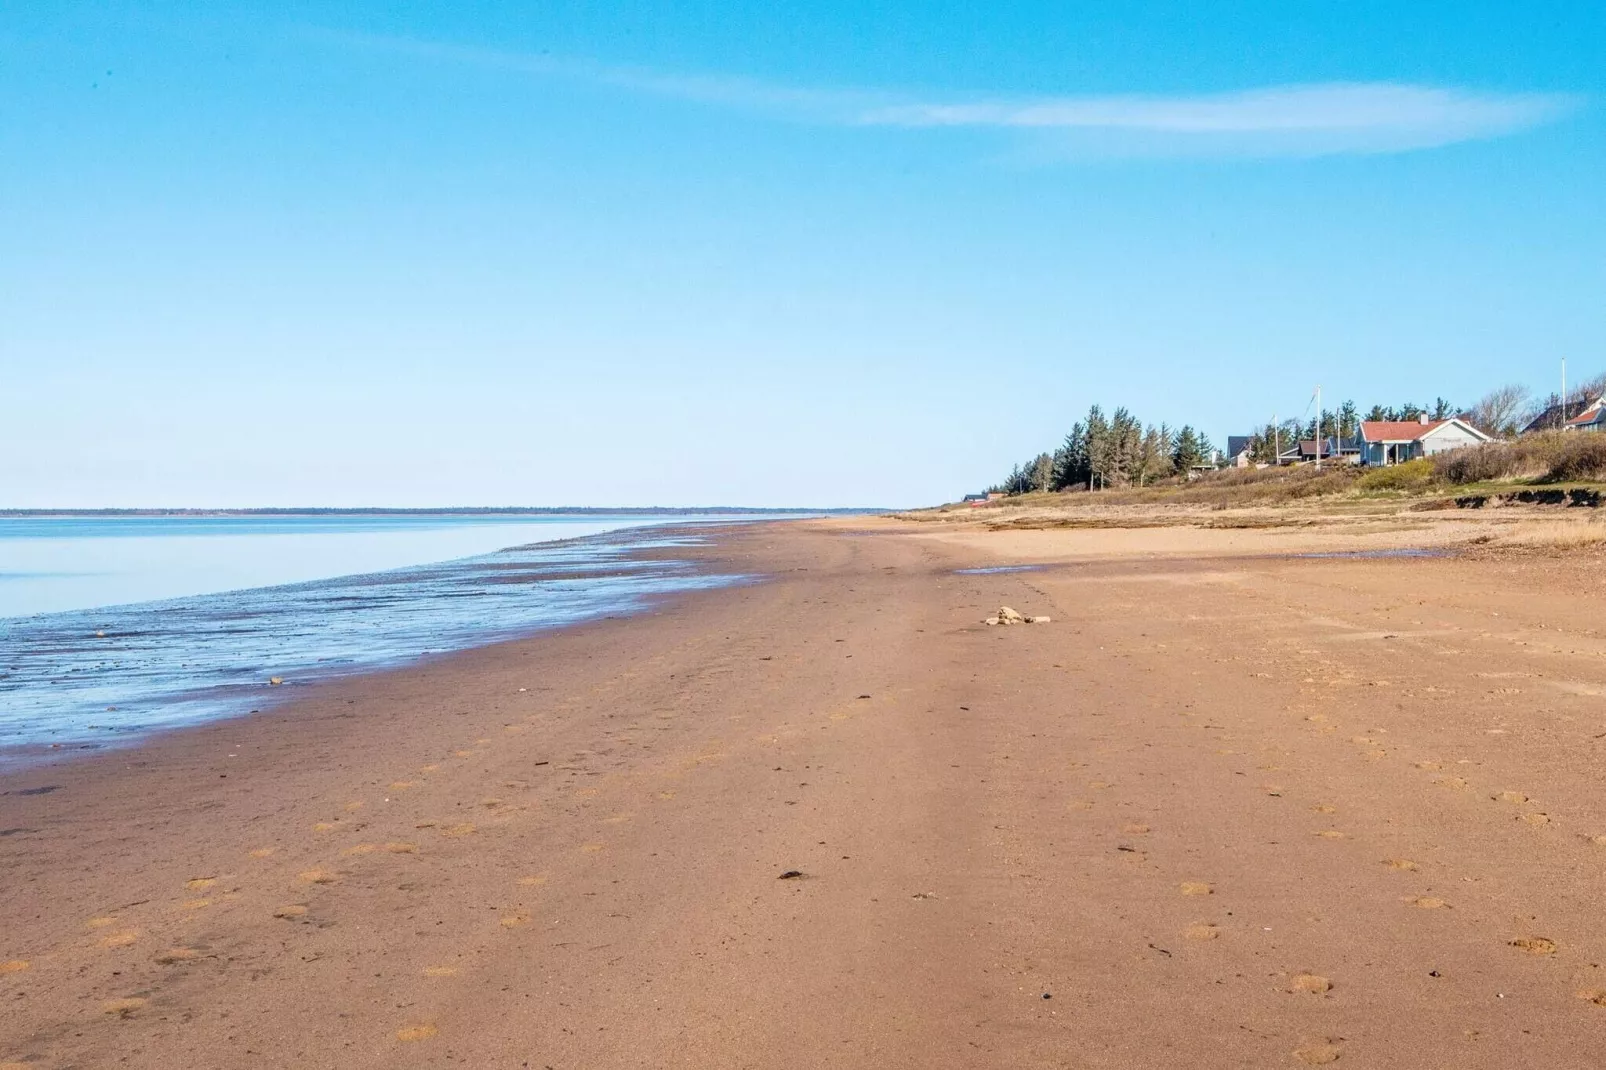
[5,517,1606,1067]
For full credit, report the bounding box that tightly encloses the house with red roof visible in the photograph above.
[1360,416,1492,466]
[1564,398,1606,432]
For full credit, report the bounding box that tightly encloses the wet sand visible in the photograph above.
[5,518,1606,1067]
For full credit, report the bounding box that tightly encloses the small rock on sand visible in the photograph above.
[983,606,1051,626]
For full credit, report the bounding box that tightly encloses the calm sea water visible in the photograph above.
[0,515,757,767]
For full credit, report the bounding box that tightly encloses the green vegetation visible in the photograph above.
[996,406,1212,494]
[1356,458,1436,491]
[991,375,1606,501]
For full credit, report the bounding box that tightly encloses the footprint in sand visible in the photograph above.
[580,843,605,853]
[272,905,308,919]
[343,844,378,856]
[517,875,547,887]
[1179,882,1213,897]
[397,1024,438,1042]
[1123,823,1151,834]
[421,965,458,977]
[1184,923,1219,941]
[440,823,476,837]
[185,877,216,890]
[1293,1040,1343,1065]
[0,960,29,974]
[299,868,339,885]
[384,842,418,854]
[1291,973,1332,994]
[155,948,198,965]
[500,911,530,928]
[1511,936,1558,955]
[1383,858,1418,871]
[1576,989,1606,1007]
[1311,804,1337,815]
[1518,812,1551,826]
[86,916,117,929]
[98,931,139,949]
[249,847,275,859]
[1315,830,1347,840]
[1493,791,1529,804]
[181,898,212,911]
[1410,896,1449,909]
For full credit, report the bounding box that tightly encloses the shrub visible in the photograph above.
[1547,435,1606,482]
[1430,433,1578,484]
[1434,442,1523,484]
[1357,458,1437,491]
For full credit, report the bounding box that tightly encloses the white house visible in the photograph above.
[1360,417,1491,466]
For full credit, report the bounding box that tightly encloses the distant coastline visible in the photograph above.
[0,506,881,517]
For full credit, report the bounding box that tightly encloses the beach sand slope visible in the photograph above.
[4,519,1606,1067]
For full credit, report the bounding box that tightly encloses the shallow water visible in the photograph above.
[0,519,754,767]
[953,565,1046,575]
[0,514,682,618]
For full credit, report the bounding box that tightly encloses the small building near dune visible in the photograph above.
[1360,416,1492,466]
[1295,437,1363,465]
[1522,397,1600,434]
[1226,435,1255,468]
[1564,399,1606,432]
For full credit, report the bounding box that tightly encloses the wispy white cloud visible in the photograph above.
[858,84,1577,155]
[314,30,1580,157]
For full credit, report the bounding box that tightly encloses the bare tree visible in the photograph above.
[1575,371,1606,403]
[1467,383,1532,438]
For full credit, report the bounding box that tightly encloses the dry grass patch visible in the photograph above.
[1485,519,1606,550]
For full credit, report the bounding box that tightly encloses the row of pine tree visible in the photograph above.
[993,398,1461,495]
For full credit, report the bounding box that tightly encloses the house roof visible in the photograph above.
[1361,420,1445,443]
[1523,398,1598,434]
[1297,437,1361,454]
[1226,435,1252,456]
[1361,418,1493,445]
[1566,403,1606,426]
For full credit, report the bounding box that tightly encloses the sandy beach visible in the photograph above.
[6,516,1606,1068]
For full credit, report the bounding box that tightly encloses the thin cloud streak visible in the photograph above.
[860,84,1578,154]
[315,30,1580,156]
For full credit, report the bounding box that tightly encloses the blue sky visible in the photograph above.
[3,2,1602,507]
